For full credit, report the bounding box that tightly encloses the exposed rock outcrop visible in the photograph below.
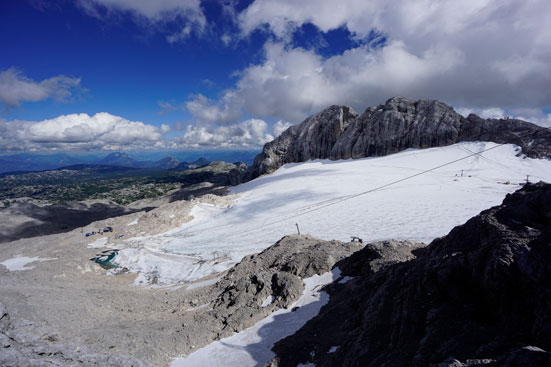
[179,235,363,347]
[249,97,551,179]
[174,160,244,186]
[228,161,249,186]
[331,97,463,159]
[269,182,551,367]
[248,105,358,178]
[0,200,140,243]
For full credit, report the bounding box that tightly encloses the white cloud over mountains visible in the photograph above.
[0,113,169,152]
[170,119,275,149]
[0,68,82,110]
[4,0,549,153]
[71,0,551,128]
[188,0,551,124]
[0,112,282,152]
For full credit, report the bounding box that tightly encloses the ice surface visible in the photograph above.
[171,268,340,367]
[87,237,108,248]
[0,255,56,271]
[117,142,551,285]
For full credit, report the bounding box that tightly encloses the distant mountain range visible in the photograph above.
[172,157,210,171]
[0,153,92,174]
[95,152,146,167]
[94,153,210,170]
[0,150,259,174]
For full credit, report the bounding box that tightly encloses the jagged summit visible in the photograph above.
[248,97,551,180]
[155,156,180,169]
[96,152,142,167]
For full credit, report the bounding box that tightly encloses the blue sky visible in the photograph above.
[1,0,550,154]
[1,0,260,123]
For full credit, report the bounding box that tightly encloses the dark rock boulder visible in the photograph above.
[228,161,249,186]
[270,183,551,367]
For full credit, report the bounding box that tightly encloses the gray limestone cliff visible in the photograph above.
[248,97,551,179]
[248,105,358,178]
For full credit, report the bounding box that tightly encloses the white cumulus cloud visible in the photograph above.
[0,112,167,152]
[188,0,551,125]
[186,40,463,123]
[170,119,273,149]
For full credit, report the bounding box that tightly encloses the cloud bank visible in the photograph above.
[0,112,169,152]
[187,0,551,124]
[169,119,275,149]
[0,112,282,152]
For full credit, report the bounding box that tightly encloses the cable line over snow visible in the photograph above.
[218,131,538,240]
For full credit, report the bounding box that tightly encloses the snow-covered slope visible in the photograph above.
[116,142,551,285]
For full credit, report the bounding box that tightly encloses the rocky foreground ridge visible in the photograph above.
[269,182,551,367]
[247,97,551,179]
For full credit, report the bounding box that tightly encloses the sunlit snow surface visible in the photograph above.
[0,256,56,271]
[117,142,551,285]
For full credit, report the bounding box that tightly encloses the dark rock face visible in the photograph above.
[331,97,463,159]
[249,97,551,179]
[459,113,551,159]
[248,105,358,178]
[270,183,551,367]
[228,161,249,186]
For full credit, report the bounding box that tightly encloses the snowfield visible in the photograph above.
[0,255,56,271]
[116,142,551,285]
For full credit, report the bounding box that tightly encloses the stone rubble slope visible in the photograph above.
[0,234,362,367]
[269,182,551,367]
[0,302,152,367]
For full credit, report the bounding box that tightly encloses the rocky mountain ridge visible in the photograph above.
[269,182,551,367]
[249,97,551,178]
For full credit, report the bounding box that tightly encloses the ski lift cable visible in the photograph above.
[219,133,538,240]
[169,132,537,242]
